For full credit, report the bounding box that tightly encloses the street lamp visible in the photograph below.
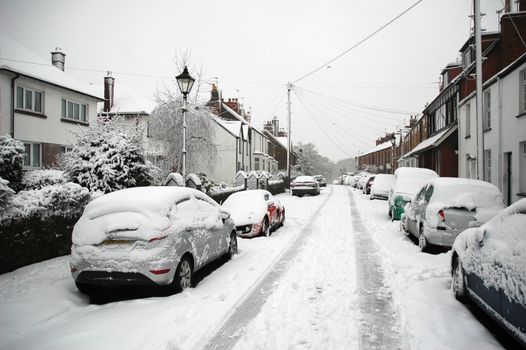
[175,66,195,177]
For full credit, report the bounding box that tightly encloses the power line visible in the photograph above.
[292,0,425,83]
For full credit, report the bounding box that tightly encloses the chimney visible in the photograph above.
[272,116,279,136]
[264,121,275,134]
[103,72,115,112]
[51,48,66,71]
[277,129,287,137]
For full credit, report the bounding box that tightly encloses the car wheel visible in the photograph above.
[391,208,396,222]
[418,226,429,252]
[279,210,285,227]
[388,205,392,217]
[263,217,270,237]
[452,256,468,303]
[172,255,193,293]
[228,232,238,259]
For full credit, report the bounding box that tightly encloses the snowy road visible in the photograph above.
[0,185,514,349]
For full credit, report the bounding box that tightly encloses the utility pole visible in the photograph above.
[473,0,484,180]
[287,82,292,186]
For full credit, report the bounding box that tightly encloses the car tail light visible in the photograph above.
[150,268,170,275]
[438,209,445,222]
[70,264,77,273]
[149,235,167,243]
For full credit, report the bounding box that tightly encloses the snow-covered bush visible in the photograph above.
[0,176,15,209]
[1,182,90,223]
[62,117,160,194]
[0,134,25,192]
[197,172,215,194]
[21,169,65,190]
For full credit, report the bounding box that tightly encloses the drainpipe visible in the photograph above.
[10,73,20,138]
[498,77,504,199]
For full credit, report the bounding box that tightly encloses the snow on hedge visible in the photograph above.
[0,176,15,208]
[454,198,526,305]
[62,117,159,194]
[0,182,91,223]
[0,134,25,191]
[21,170,65,190]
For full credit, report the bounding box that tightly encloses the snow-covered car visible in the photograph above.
[362,175,375,195]
[291,176,320,196]
[70,187,237,294]
[369,174,394,200]
[313,175,327,187]
[388,167,438,220]
[221,190,285,238]
[402,178,505,252]
[451,198,526,347]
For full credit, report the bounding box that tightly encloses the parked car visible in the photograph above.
[70,187,237,295]
[313,175,327,187]
[451,198,526,347]
[388,167,438,220]
[362,175,376,195]
[222,190,285,238]
[291,175,320,196]
[401,178,505,251]
[370,174,395,200]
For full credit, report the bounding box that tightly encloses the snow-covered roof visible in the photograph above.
[401,124,457,159]
[214,117,242,137]
[221,103,265,137]
[0,34,103,100]
[360,140,392,157]
[276,136,289,150]
[96,84,156,115]
[242,124,249,141]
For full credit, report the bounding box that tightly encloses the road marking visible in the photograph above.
[200,188,334,350]
[348,189,403,350]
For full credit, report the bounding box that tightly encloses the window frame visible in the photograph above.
[520,69,526,114]
[61,98,88,123]
[484,149,492,183]
[23,142,42,169]
[483,89,491,130]
[465,103,471,137]
[16,86,44,114]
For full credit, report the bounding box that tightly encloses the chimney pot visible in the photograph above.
[103,74,115,112]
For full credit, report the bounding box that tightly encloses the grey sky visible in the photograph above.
[0,0,502,161]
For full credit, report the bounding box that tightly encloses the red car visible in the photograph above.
[221,190,285,238]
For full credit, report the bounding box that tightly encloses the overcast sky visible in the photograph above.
[0,0,503,161]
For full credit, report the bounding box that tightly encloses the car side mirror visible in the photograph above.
[220,210,230,220]
[266,200,275,206]
[475,228,486,247]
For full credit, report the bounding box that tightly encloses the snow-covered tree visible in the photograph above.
[0,135,25,192]
[293,142,337,180]
[62,116,160,194]
[0,177,15,209]
[149,90,217,176]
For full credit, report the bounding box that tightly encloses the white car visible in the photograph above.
[291,176,320,196]
[370,174,395,200]
[70,187,237,295]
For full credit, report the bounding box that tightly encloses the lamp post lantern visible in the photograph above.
[175,66,195,178]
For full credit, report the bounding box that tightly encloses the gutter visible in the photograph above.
[10,73,20,138]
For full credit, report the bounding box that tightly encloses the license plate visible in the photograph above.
[100,240,133,245]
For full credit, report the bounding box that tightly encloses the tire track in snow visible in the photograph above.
[200,187,335,350]
[348,189,403,350]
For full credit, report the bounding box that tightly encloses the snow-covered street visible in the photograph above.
[0,185,515,349]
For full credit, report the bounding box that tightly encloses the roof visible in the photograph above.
[213,118,242,137]
[360,140,392,157]
[97,84,156,115]
[221,102,265,137]
[263,129,289,151]
[0,34,103,100]
[400,123,457,159]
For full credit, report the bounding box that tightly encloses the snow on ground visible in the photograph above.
[231,186,360,350]
[351,187,504,350]
[0,185,510,350]
[0,189,327,350]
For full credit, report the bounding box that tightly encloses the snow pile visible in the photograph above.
[72,186,203,245]
[425,178,504,226]
[21,170,65,190]
[0,176,15,208]
[454,199,526,305]
[0,134,25,192]
[1,183,90,223]
[222,190,268,226]
[63,117,159,194]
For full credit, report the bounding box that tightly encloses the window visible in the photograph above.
[483,90,491,130]
[61,98,88,122]
[16,86,43,114]
[484,149,492,183]
[254,157,260,171]
[521,70,526,113]
[23,142,41,168]
[465,103,471,137]
[59,145,73,154]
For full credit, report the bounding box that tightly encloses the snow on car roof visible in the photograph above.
[427,178,504,210]
[294,176,315,182]
[223,189,269,204]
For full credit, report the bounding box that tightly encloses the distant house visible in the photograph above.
[96,74,165,170]
[263,116,291,171]
[357,133,397,173]
[0,34,103,169]
[398,115,427,168]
